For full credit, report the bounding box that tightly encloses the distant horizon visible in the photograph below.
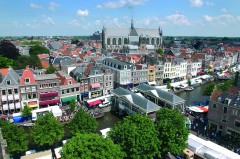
[1,0,240,37]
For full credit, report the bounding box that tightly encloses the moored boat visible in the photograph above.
[185,87,194,91]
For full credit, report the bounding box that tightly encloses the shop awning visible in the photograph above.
[28,101,38,108]
[61,96,77,103]
[198,106,208,112]
[87,100,102,107]
[91,83,100,88]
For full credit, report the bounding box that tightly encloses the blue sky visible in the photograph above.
[0,0,240,37]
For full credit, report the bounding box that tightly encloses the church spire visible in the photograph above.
[131,12,134,29]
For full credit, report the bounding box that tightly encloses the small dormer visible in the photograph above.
[25,78,30,84]
[218,97,222,102]
[6,80,11,85]
[124,65,127,69]
[224,98,231,105]
[68,80,72,85]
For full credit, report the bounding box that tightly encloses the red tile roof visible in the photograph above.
[86,50,92,56]
[20,66,35,84]
[227,86,240,94]
[40,60,49,69]
[37,54,49,59]
[191,53,205,61]
[84,64,93,76]
[0,68,9,76]
[210,90,222,101]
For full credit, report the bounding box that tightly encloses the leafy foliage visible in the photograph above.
[217,79,234,91]
[202,82,216,96]
[0,40,20,60]
[0,120,28,155]
[0,55,14,68]
[167,81,172,89]
[67,109,98,136]
[20,41,42,45]
[71,39,79,44]
[30,113,64,147]
[45,66,57,74]
[156,48,164,55]
[69,99,76,112]
[29,45,50,56]
[187,78,191,86]
[13,55,42,70]
[61,133,125,159]
[109,114,160,159]
[155,108,189,156]
[21,105,32,120]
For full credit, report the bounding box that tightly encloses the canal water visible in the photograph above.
[96,85,210,132]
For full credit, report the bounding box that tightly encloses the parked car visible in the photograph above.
[99,101,110,108]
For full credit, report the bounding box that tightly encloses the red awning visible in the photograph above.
[87,100,102,107]
[198,106,208,112]
[91,83,100,88]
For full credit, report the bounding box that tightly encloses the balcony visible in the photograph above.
[9,103,14,110]
[39,99,60,106]
[8,95,13,100]
[14,94,19,100]
[1,95,7,101]
[40,92,58,98]
[15,102,21,109]
[2,104,8,111]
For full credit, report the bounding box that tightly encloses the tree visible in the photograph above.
[13,55,42,70]
[45,66,56,74]
[109,114,160,159]
[0,55,14,68]
[0,120,28,155]
[187,78,191,86]
[156,48,164,55]
[155,108,189,157]
[30,113,64,148]
[21,104,32,120]
[71,39,79,45]
[69,99,76,112]
[202,82,216,96]
[61,133,125,159]
[68,109,98,136]
[29,45,50,56]
[167,81,172,89]
[0,40,20,60]
[217,79,234,91]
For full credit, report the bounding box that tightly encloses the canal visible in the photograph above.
[96,85,210,132]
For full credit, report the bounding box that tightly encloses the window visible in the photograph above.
[8,89,12,95]
[1,90,6,95]
[76,87,79,91]
[62,90,65,95]
[14,89,18,94]
[26,87,31,92]
[109,82,112,86]
[32,86,36,92]
[21,95,26,100]
[223,107,228,114]
[6,80,11,85]
[28,94,31,99]
[67,89,69,93]
[95,78,98,82]
[68,81,72,85]
[106,83,108,86]
[232,109,238,116]
[71,88,75,92]
[235,120,240,128]
[21,88,25,93]
[221,115,228,123]
[212,103,217,109]
[25,78,30,84]
[32,93,36,98]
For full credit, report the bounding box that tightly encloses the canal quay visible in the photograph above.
[96,85,210,132]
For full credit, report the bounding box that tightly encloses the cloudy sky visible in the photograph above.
[0,0,239,37]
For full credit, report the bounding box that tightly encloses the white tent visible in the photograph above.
[51,106,62,117]
[100,128,110,138]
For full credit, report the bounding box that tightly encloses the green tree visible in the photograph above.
[61,133,125,159]
[68,109,98,136]
[0,120,28,155]
[217,79,234,91]
[156,48,164,55]
[69,99,76,112]
[0,40,20,60]
[71,39,79,44]
[187,78,191,86]
[21,104,32,120]
[29,45,50,56]
[155,108,189,157]
[167,81,172,89]
[30,113,64,148]
[202,82,216,96]
[0,55,14,68]
[109,114,160,159]
[45,66,56,74]
[13,55,42,70]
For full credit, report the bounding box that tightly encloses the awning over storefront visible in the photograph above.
[198,106,208,112]
[87,100,102,107]
[28,101,38,108]
[61,96,77,103]
[91,83,100,88]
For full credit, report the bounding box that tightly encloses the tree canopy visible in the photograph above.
[0,120,28,155]
[155,108,189,157]
[156,48,164,55]
[30,113,64,147]
[29,45,50,56]
[217,79,234,91]
[69,99,76,112]
[68,109,98,136]
[0,40,20,60]
[21,105,32,120]
[109,114,160,159]
[0,55,14,68]
[202,82,216,96]
[61,133,125,159]
[13,55,42,70]
[45,66,57,74]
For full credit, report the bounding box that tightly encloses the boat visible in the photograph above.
[92,112,105,119]
[185,87,194,91]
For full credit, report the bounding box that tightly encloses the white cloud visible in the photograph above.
[203,15,213,22]
[95,20,101,26]
[205,1,214,6]
[166,13,190,25]
[42,16,55,25]
[222,8,227,13]
[30,2,42,9]
[69,19,81,27]
[237,16,240,22]
[76,9,89,17]
[190,0,203,7]
[48,2,60,11]
[97,0,147,9]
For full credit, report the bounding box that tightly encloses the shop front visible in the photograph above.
[27,101,38,109]
[61,96,77,106]
[80,92,89,101]
[90,90,103,99]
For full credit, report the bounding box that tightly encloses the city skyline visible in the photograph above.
[0,0,240,37]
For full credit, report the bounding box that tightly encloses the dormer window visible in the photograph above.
[68,80,72,85]
[124,65,127,69]
[6,80,11,85]
[95,70,99,75]
[25,78,30,84]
